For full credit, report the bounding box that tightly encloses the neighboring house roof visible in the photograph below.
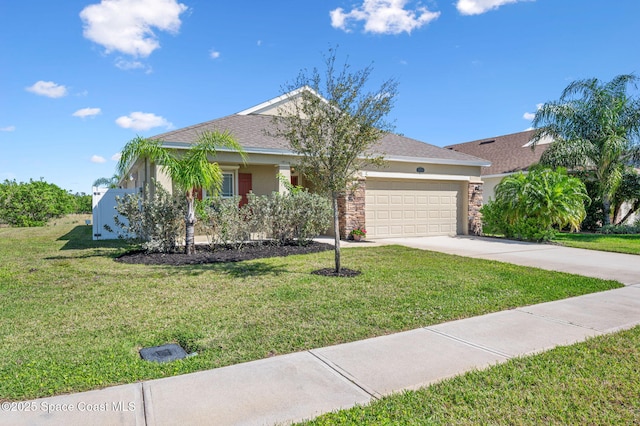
[445,129,550,176]
[151,109,489,167]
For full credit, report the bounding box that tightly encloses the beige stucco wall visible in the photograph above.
[480,176,504,202]
[364,161,483,180]
[238,164,279,196]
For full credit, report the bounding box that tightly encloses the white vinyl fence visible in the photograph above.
[92,187,139,240]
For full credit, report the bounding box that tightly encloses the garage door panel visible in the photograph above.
[367,179,459,238]
[403,225,416,234]
[416,224,428,233]
[376,195,389,205]
[390,225,404,234]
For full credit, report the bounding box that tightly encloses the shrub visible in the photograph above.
[599,223,640,234]
[198,188,332,247]
[198,197,253,249]
[288,189,333,244]
[106,181,185,253]
[0,179,77,227]
[247,192,293,244]
[72,193,92,214]
[481,167,589,242]
[248,189,332,245]
[572,171,604,231]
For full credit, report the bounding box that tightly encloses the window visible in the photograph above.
[202,172,235,198]
[221,172,234,198]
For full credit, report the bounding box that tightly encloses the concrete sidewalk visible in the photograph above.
[3,238,640,426]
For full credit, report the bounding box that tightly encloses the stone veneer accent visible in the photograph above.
[338,179,366,239]
[468,182,483,235]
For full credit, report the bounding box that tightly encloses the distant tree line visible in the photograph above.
[0,179,91,227]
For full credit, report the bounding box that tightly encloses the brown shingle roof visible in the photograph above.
[152,113,488,165]
[445,130,549,176]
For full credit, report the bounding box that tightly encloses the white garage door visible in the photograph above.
[365,180,460,238]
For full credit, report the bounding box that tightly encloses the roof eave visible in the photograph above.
[161,141,292,156]
[482,172,522,179]
[162,141,490,167]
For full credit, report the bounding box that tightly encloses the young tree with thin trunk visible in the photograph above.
[271,48,398,273]
[117,131,246,254]
[530,74,640,225]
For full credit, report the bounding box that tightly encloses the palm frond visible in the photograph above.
[116,136,175,177]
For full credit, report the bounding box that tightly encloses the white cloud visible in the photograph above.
[523,103,543,121]
[1,126,16,132]
[73,107,102,118]
[115,112,173,131]
[26,81,68,98]
[210,50,221,59]
[80,0,188,58]
[115,58,151,72]
[257,40,262,47]
[91,155,107,163]
[456,0,530,16]
[330,0,440,34]
[111,153,122,161]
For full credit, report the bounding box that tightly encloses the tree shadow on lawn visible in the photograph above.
[57,225,130,251]
[181,261,290,278]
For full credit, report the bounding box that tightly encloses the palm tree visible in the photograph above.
[117,131,246,254]
[496,167,589,233]
[530,74,640,225]
[93,174,121,188]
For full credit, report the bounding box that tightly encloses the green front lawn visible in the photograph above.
[553,232,640,255]
[304,325,640,425]
[0,217,621,401]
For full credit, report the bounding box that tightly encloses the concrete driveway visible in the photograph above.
[381,235,640,286]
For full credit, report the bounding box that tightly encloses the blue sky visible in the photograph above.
[1,0,639,194]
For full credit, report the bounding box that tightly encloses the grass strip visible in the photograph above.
[553,233,640,255]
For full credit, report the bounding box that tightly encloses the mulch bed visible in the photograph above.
[115,241,335,266]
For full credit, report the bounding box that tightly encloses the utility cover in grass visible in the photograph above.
[140,344,188,363]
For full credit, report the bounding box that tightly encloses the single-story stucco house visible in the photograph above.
[445,130,551,201]
[117,88,490,239]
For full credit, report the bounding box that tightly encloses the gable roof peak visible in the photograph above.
[236,86,325,116]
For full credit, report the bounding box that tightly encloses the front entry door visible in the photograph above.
[239,173,252,206]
